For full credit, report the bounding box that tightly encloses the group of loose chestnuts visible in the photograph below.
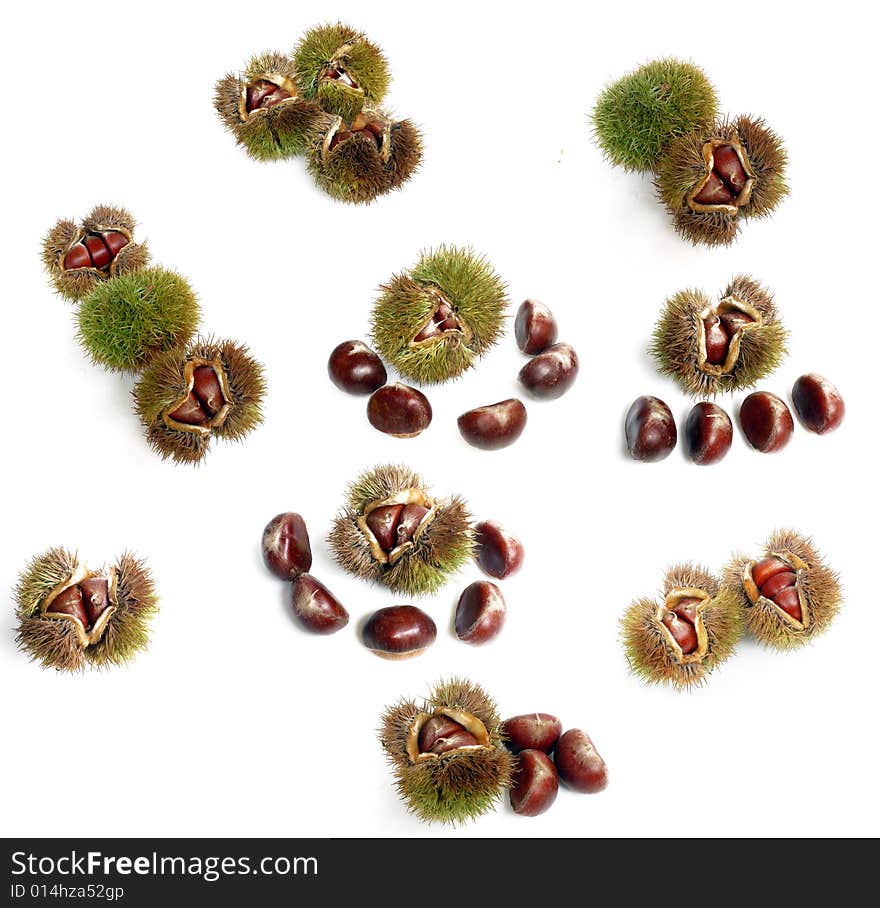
[261,466,525,656]
[41,204,266,465]
[380,678,606,825]
[593,58,788,246]
[215,22,422,204]
[505,714,607,818]
[625,373,844,464]
[621,530,842,690]
[328,249,578,450]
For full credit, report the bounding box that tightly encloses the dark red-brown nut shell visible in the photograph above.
[290,574,349,634]
[474,521,524,579]
[625,395,677,462]
[515,300,558,355]
[791,374,845,434]
[262,512,312,579]
[554,729,608,793]
[457,399,527,450]
[328,340,387,394]
[685,402,733,465]
[367,383,432,438]
[362,605,437,658]
[502,714,562,754]
[509,749,559,816]
[518,343,578,399]
[454,581,506,644]
[739,391,793,453]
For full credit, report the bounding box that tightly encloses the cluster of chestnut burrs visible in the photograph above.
[215,22,422,204]
[41,205,266,465]
[621,530,842,690]
[592,58,788,246]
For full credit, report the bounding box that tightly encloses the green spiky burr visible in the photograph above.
[41,205,149,302]
[650,274,787,398]
[14,547,158,672]
[380,677,513,825]
[723,530,842,651]
[306,108,422,204]
[293,22,391,122]
[654,114,789,246]
[592,58,719,172]
[371,246,508,384]
[213,51,322,161]
[76,267,200,372]
[328,464,474,597]
[621,563,744,691]
[132,337,266,465]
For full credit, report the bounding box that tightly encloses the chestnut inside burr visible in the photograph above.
[698,296,760,373]
[62,231,130,272]
[363,498,432,564]
[327,112,387,154]
[688,139,755,212]
[405,708,491,763]
[245,79,293,113]
[745,556,806,625]
[42,566,118,647]
[164,359,232,434]
[411,290,470,345]
[320,61,360,90]
[656,590,709,662]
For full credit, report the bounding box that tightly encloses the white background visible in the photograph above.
[1,0,877,838]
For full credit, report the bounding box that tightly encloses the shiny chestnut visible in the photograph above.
[502,714,562,754]
[739,391,793,453]
[367,383,432,438]
[454,581,506,644]
[474,520,524,579]
[684,402,733,465]
[457,399,527,450]
[509,749,559,817]
[554,729,608,793]
[362,605,436,658]
[625,395,677,462]
[792,374,845,434]
[518,343,578,399]
[515,299,558,355]
[290,574,349,634]
[328,340,387,394]
[262,512,312,579]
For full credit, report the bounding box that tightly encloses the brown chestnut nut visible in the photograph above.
[367,383,432,438]
[792,374,845,435]
[515,299,558,355]
[454,581,506,644]
[290,574,349,634]
[518,343,578,399]
[328,340,387,394]
[625,395,677,462]
[262,512,313,580]
[474,520,524,579]
[502,714,562,754]
[554,729,608,793]
[509,749,559,816]
[457,399,527,450]
[684,402,733,465]
[362,605,436,658]
[739,391,793,453]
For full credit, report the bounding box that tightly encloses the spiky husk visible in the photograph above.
[328,464,474,596]
[76,268,199,373]
[213,51,321,160]
[650,274,787,397]
[655,115,789,246]
[41,205,149,302]
[306,113,422,204]
[723,530,842,651]
[380,677,513,825]
[621,563,744,690]
[592,58,718,172]
[293,22,391,120]
[133,337,266,465]
[370,246,508,384]
[14,548,158,671]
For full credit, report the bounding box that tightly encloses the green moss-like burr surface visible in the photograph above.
[592,58,719,172]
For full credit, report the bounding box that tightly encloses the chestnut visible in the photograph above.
[625,395,677,462]
[509,749,559,816]
[518,343,578,399]
[739,391,793,453]
[290,574,349,634]
[792,374,845,435]
[457,399,527,450]
[328,340,387,394]
[474,520,524,579]
[502,713,562,754]
[554,729,608,793]
[514,299,558,355]
[262,512,313,580]
[362,605,436,658]
[367,383,432,438]
[684,402,733,465]
[454,581,506,644]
